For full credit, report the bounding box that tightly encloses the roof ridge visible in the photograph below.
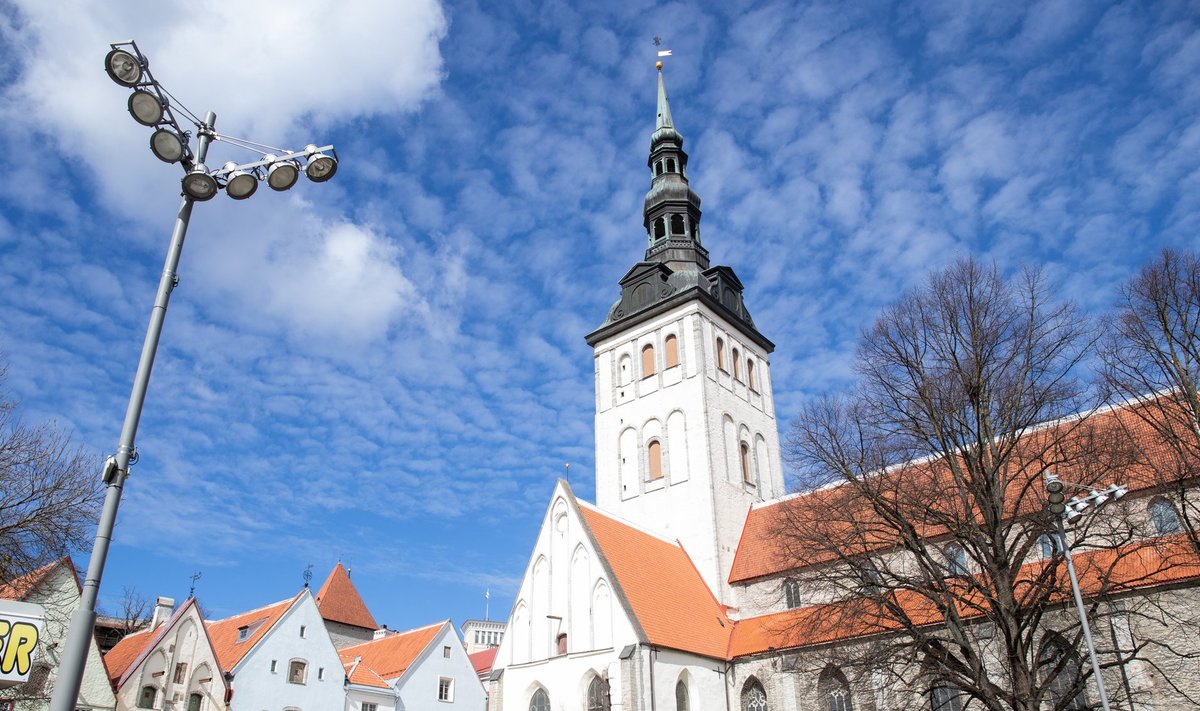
[340,620,445,651]
[576,498,683,547]
[208,594,296,623]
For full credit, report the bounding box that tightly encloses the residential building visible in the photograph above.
[340,621,485,710]
[486,65,1200,711]
[0,558,116,711]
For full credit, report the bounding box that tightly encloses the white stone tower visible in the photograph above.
[585,66,786,600]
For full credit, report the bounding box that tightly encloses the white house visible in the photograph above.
[340,621,486,710]
[0,558,116,711]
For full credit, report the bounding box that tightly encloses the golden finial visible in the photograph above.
[656,60,663,71]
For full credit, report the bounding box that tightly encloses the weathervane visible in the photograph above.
[653,35,672,70]
[303,563,313,588]
[188,571,202,598]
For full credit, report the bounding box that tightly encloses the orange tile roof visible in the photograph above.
[315,563,379,630]
[730,401,1191,583]
[578,503,732,659]
[0,557,74,600]
[103,628,155,685]
[205,594,299,672]
[339,622,444,680]
[340,654,391,689]
[469,647,497,675]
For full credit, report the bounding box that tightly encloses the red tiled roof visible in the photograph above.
[205,594,299,671]
[340,654,391,689]
[104,628,155,684]
[730,401,1189,583]
[0,558,74,600]
[579,504,732,659]
[339,622,444,680]
[469,647,497,675]
[315,563,378,630]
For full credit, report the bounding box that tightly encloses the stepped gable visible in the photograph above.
[339,621,445,680]
[315,562,379,630]
[577,502,732,659]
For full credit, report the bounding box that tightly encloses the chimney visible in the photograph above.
[372,625,389,640]
[151,596,175,629]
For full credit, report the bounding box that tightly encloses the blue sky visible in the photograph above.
[0,0,1197,633]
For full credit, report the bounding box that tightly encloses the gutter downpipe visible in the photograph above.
[648,645,657,711]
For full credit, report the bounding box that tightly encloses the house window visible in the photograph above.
[173,662,187,684]
[741,679,768,711]
[716,337,726,371]
[943,544,968,576]
[930,684,963,711]
[665,334,680,368]
[586,676,610,710]
[443,645,452,658]
[438,677,454,702]
[236,625,250,642]
[138,686,156,709]
[1149,498,1182,535]
[784,579,801,609]
[317,667,324,681]
[288,660,307,685]
[675,680,689,711]
[642,344,656,377]
[648,440,664,480]
[818,666,853,711]
[740,441,753,484]
[270,660,278,673]
[862,562,884,594]
[530,689,550,711]
[363,704,378,711]
[187,694,203,711]
[747,359,756,390]
[299,625,306,638]
[732,348,741,380]
[1040,636,1087,710]
[556,633,568,656]
[1039,533,1062,559]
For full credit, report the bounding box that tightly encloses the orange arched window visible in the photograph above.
[648,440,663,480]
[642,344,656,377]
[716,337,726,371]
[740,441,752,483]
[746,359,756,390]
[665,334,680,368]
[732,348,741,380]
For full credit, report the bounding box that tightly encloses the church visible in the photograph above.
[485,67,1200,711]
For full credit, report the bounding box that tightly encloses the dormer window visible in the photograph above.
[236,626,250,642]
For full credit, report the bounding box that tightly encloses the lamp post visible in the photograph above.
[49,40,340,711]
[1044,474,1128,711]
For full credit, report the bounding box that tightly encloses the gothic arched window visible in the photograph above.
[1149,498,1182,535]
[530,688,550,711]
[818,665,853,711]
[746,359,756,390]
[665,334,680,368]
[732,348,741,380]
[930,684,963,711]
[586,676,610,711]
[642,344,656,377]
[671,214,685,235]
[741,679,768,711]
[783,579,801,609]
[740,441,753,484]
[716,337,726,371]
[675,679,689,711]
[1039,635,1087,710]
[648,440,664,480]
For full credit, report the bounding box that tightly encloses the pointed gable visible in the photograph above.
[315,563,378,630]
[577,502,732,659]
[205,593,299,671]
[339,621,444,680]
[0,557,76,600]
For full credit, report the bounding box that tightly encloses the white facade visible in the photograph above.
[393,623,486,709]
[113,601,223,711]
[462,620,506,655]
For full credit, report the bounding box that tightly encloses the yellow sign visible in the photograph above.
[0,600,45,689]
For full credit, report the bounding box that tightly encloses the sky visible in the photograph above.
[0,0,1197,635]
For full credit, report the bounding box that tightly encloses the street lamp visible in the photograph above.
[1043,474,1128,711]
[49,39,341,711]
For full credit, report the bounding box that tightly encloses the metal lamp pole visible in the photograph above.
[50,40,338,711]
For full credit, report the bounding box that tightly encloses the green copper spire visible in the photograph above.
[651,67,681,144]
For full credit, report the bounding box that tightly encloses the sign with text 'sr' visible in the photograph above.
[0,599,45,689]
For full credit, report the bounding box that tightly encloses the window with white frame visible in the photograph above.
[443,645,451,658]
[438,677,454,702]
[362,704,377,711]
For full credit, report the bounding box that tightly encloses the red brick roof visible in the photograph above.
[469,647,497,676]
[579,503,733,659]
[205,594,299,671]
[315,563,378,630]
[339,622,445,680]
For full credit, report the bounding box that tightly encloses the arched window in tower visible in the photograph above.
[665,334,680,368]
[671,214,685,235]
[647,440,663,480]
[642,344,656,377]
[690,217,699,242]
[741,679,768,711]
[654,217,666,240]
[746,359,756,390]
[740,441,753,484]
[618,354,632,385]
[667,158,676,173]
[732,347,741,380]
[655,161,664,176]
[716,337,726,371]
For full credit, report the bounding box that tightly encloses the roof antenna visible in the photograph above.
[188,571,202,598]
[303,563,313,588]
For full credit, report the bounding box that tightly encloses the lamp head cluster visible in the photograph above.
[1045,473,1128,522]
[105,40,338,202]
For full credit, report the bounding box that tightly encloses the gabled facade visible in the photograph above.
[0,558,116,711]
[340,621,485,709]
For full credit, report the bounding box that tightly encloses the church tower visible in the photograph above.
[585,66,786,600]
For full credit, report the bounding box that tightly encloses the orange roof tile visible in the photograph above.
[103,628,155,685]
[339,622,444,680]
[315,563,378,630]
[730,401,1192,583]
[469,647,497,675]
[578,503,732,659]
[340,654,391,689]
[205,594,299,672]
[0,557,75,600]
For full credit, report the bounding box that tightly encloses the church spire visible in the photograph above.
[643,64,708,271]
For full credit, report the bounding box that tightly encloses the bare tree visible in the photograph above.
[781,258,1180,711]
[0,363,102,581]
[114,585,150,634]
[1100,248,1200,553]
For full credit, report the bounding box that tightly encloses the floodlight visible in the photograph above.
[1091,490,1110,508]
[1070,497,1089,513]
[105,48,143,87]
[1066,507,1082,522]
[264,155,299,191]
[1112,485,1128,500]
[149,128,186,163]
[128,89,165,126]
[304,145,337,182]
[182,165,218,201]
[223,162,258,200]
